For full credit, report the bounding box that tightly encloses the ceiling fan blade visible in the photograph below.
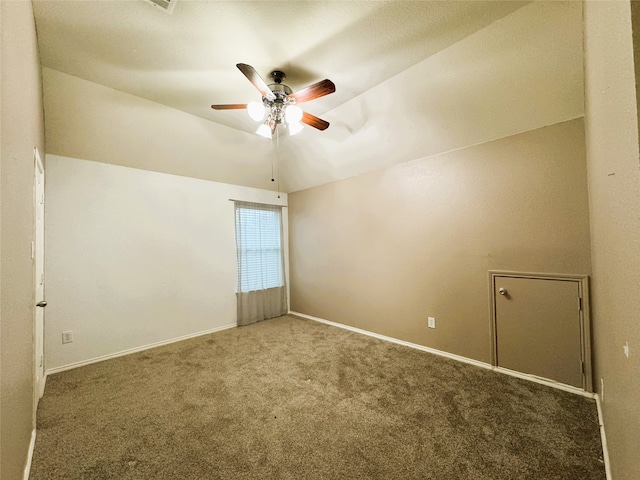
[288,79,335,104]
[211,104,247,110]
[301,111,330,131]
[237,63,276,101]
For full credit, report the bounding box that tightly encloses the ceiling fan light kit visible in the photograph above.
[211,63,335,138]
[252,94,304,138]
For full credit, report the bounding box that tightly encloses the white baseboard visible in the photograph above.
[493,366,595,398]
[23,428,36,480]
[595,394,612,479]
[289,311,491,369]
[289,311,595,399]
[46,323,237,376]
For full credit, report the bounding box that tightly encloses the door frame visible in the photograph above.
[33,147,46,401]
[488,271,592,392]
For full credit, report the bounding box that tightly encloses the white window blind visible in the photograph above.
[235,202,284,293]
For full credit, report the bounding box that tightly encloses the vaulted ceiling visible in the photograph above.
[33,0,584,193]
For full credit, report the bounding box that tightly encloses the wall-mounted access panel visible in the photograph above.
[489,271,592,392]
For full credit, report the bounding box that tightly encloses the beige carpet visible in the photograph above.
[30,315,605,479]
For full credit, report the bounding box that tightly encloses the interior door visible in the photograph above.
[34,148,46,399]
[493,275,583,388]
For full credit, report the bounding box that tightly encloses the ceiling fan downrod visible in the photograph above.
[270,70,286,84]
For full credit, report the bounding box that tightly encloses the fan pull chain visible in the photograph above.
[270,134,275,182]
[275,126,281,199]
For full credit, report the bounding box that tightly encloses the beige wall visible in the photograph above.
[584,2,640,479]
[288,118,591,364]
[0,0,46,478]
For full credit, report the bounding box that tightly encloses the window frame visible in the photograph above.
[234,202,285,293]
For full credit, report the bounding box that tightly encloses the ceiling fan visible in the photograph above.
[211,63,335,138]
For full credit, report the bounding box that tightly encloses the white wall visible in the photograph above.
[45,155,287,371]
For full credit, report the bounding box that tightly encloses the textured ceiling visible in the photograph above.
[33,0,584,192]
[33,0,528,131]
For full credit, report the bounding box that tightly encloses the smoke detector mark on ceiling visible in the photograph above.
[143,0,176,14]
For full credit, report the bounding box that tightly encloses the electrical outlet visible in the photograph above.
[428,317,436,329]
[624,341,630,358]
[62,331,73,344]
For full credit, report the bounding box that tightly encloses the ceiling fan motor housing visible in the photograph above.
[266,70,294,103]
[266,83,293,98]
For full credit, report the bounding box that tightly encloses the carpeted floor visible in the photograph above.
[30,315,605,479]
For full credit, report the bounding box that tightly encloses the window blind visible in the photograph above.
[235,202,284,293]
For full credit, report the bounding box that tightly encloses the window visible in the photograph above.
[235,202,284,293]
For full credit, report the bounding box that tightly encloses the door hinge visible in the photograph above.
[581,361,585,374]
[578,296,583,311]
[39,355,43,368]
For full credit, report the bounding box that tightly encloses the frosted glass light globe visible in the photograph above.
[247,101,266,122]
[285,105,303,124]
